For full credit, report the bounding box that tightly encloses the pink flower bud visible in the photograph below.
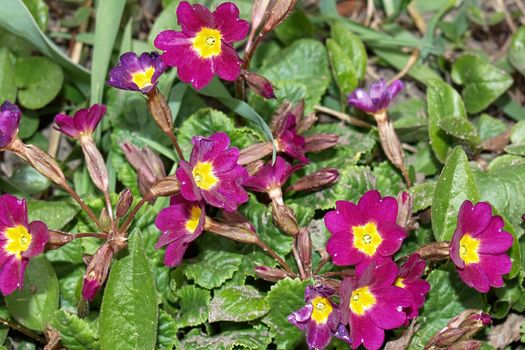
[79,136,109,192]
[304,134,339,153]
[271,201,299,236]
[116,188,133,218]
[286,168,339,193]
[243,71,276,99]
[255,266,289,282]
[82,244,114,301]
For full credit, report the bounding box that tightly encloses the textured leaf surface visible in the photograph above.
[27,199,79,230]
[178,327,272,350]
[51,310,100,350]
[183,249,243,289]
[209,285,269,323]
[173,285,210,329]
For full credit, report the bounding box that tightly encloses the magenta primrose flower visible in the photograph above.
[0,101,21,149]
[0,194,49,295]
[348,79,404,114]
[276,113,308,164]
[243,156,302,202]
[107,52,168,94]
[340,261,412,350]
[395,254,430,320]
[450,201,513,293]
[154,1,249,90]
[176,132,248,212]
[325,190,407,272]
[55,104,106,139]
[155,195,205,267]
[288,285,351,350]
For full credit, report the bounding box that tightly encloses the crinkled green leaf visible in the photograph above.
[262,278,312,349]
[178,326,273,350]
[14,56,63,109]
[509,26,525,77]
[183,249,243,289]
[27,199,79,230]
[431,147,480,241]
[451,54,513,114]
[173,285,210,329]
[51,309,100,350]
[330,22,367,81]
[99,230,158,350]
[209,285,269,323]
[426,79,467,162]
[410,181,436,212]
[5,256,59,331]
[157,309,178,350]
[372,161,404,197]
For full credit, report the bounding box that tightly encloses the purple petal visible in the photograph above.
[0,101,21,149]
[306,321,332,350]
[176,1,213,35]
[386,80,404,101]
[176,161,200,202]
[22,221,48,258]
[82,277,101,301]
[0,256,24,295]
[213,43,242,81]
[213,2,250,43]
[348,88,375,113]
[351,313,384,350]
[357,190,398,224]
[0,194,28,229]
[457,264,490,293]
[177,51,214,90]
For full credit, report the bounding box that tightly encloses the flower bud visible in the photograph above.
[255,266,289,282]
[448,340,482,350]
[262,0,298,34]
[146,174,180,201]
[286,168,339,193]
[251,0,271,31]
[82,244,114,301]
[304,134,339,153]
[220,210,256,233]
[296,113,317,134]
[242,71,275,99]
[270,101,293,134]
[415,242,450,261]
[79,136,109,192]
[121,142,166,197]
[238,141,273,165]
[46,230,74,250]
[146,87,173,135]
[245,160,265,176]
[396,191,413,228]
[116,188,133,218]
[204,216,258,244]
[271,201,299,236]
[0,101,21,150]
[297,228,311,274]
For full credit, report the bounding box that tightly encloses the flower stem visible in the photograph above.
[0,317,46,344]
[254,238,296,277]
[119,198,147,235]
[313,105,372,129]
[63,183,105,232]
[166,132,185,162]
[292,238,306,279]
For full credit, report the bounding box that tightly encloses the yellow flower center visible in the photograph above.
[193,28,222,58]
[395,277,406,288]
[352,222,383,256]
[459,234,480,265]
[131,66,155,90]
[4,225,32,259]
[310,296,333,325]
[192,161,218,190]
[185,205,202,234]
[349,286,376,316]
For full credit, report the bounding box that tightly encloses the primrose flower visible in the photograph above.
[276,113,308,163]
[176,132,248,212]
[395,254,430,320]
[340,261,412,350]
[243,156,302,203]
[55,104,106,139]
[155,195,205,267]
[348,79,404,115]
[288,285,351,350]
[450,201,513,293]
[0,194,49,295]
[107,52,168,94]
[154,1,250,90]
[0,101,21,149]
[325,190,407,272]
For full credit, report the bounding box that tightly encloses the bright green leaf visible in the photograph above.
[476,113,507,141]
[51,310,100,350]
[173,285,210,329]
[178,326,272,350]
[326,39,357,95]
[209,285,270,323]
[183,249,243,289]
[438,117,481,147]
[275,10,313,45]
[157,309,178,350]
[22,0,48,31]
[27,199,79,230]
[330,22,367,81]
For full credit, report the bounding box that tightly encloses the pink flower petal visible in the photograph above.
[213,2,250,43]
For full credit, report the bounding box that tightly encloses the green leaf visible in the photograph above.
[178,326,272,350]
[451,54,513,114]
[90,0,126,105]
[275,10,313,45]
[14,56,63,109]
[262,278,313,350]
[157,310,178,350]
[326,39,357,94]
[173,285,210,329]
[438,117,481,147]
[410,266,486,349]
[0,0,89,82]
[426,79,468,162]
[177,107,262,157]
[17,111,39,140]
[208,285,270,323]
[27,199,80,230]
[254,39,331,114]
[51,310,100,350]
[183,249,243,289]
[148,1,178,47]
[509,26,525,77]
[22,0,48,31]
[476,113,507,141]
[5,256,59,331]
[10,166,50,195]
[330,22,367,81]
[410,181,436,212]
[0,48,16,102]
[99,230,158,350]
[372,161,404,197]
[431,147,480,241]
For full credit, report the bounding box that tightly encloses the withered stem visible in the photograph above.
[0,317,46,344]
[292,238,306,279]
[63,184,105,232]
[119,198,147,235]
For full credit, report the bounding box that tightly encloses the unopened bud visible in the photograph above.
[79,136,109,192]
[121,142,166,197]
[238,141,273,165]
[297,113,317,134]
[220,210,256,232]
[204,216,258,244]
[98,208,112,233]
[415,242,450,261]
[46,230,74,250]
[270,102,293,134]
[297,228,311,274]
[426,310,489,350]
[245,160,265,176]
[271,201,299,236]
[396,191,413,228]
[262,0,298,34]
[286,168,339,193]
[146,87,172,135]
[82,244,114,301]
[116,188,133,218]
[146,174,180,201]
[255,266,289,282]
[290,100,305,121]
[243,71,275,99]
[251,0,271,31]
[304,134,339,153]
